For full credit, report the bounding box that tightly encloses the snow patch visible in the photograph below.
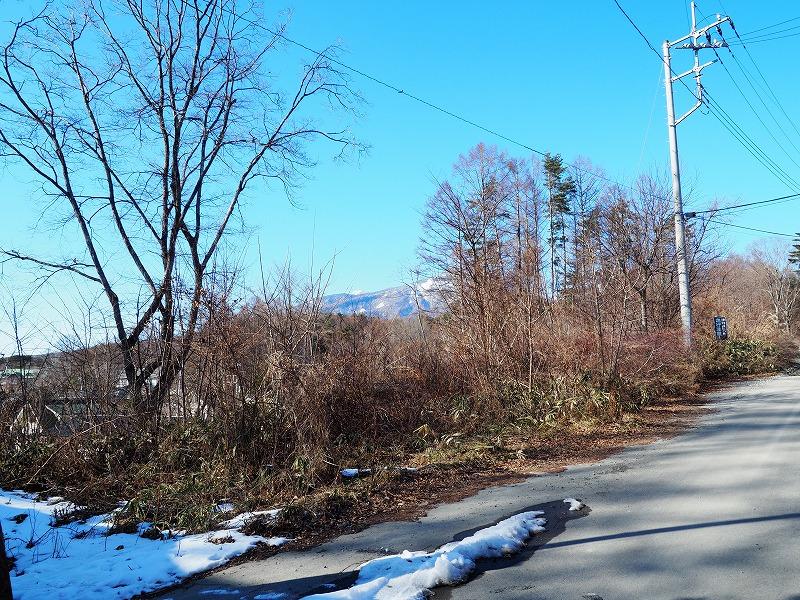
[302,510,546,600]
[321,279,446,320]
[1,488,286,600]
[220,508,282,530]
[417,278,436,292]
[340,468,372,478]
[563,497,585,511]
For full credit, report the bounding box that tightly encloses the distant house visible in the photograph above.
[1,353,104,436]
[111,366,207,420]
[2,352,210,433]
[0,354,44,394]
[11,398,96,436]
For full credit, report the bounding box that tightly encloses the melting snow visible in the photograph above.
[340,468,372,478]
[563,497,585,511]
[220,509,283,530]
[1,489,286,600]
[302,510,547,600]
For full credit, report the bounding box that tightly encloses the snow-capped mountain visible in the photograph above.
[321,278,446,319]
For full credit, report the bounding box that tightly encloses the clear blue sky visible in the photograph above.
[2,0,799,352]
[252,0,800,294]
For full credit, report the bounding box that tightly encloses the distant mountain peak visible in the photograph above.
[321,279,445,319]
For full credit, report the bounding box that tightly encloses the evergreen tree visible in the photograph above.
[790,233,800,270]
[543,153,575,296]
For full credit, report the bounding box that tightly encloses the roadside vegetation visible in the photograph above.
[2,147,797,537]
[0,0,798,547]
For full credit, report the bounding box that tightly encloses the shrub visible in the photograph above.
[699,337,780,378]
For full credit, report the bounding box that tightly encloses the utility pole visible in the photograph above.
[663,1,730,347]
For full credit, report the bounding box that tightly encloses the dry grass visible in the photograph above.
[0,297,791,537]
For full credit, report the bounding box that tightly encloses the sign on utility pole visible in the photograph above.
[663,1,731,348]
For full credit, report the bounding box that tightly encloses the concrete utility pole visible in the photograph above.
[663,1,730,347]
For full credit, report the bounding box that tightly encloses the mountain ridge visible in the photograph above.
[321,278,445,319]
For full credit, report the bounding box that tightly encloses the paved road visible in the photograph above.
[165,374,800,600]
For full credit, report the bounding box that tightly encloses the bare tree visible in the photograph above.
[419,144,516,382]
[750,241,800,335]
[0,1,360,418]
[568,157,603,307]
[601,176,673,332]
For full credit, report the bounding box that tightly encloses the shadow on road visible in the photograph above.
[202,499,590,600]
[539,512,800,550]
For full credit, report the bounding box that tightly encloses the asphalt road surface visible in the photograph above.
[164,373,800,600]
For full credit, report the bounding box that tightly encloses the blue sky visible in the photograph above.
[261,0,800,292]
[2,0,800,352]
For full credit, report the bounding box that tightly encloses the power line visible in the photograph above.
[214,0,757,209]
[738,15,800,38]
[217,8,652,193]
[702,88,800,191]
[701,78,800,191]
[728,30,800,45]
[299,0,800,221]
[706,217,796,237]
[612,0,800,193]
[186,3,543,157]
[739,23,800,42]
[613,0,800,255]
[728,26,800,142]
[725,46,800,162]
[708,41,800,173]
[699,4,800,157]
[188,0,800,224]
[714,195,800,219]
[612,0,664,58]
[200,0,800,223]
[688,192,800,215]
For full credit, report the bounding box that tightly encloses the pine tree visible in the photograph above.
[790,233,800,270]
[543,153,575,296]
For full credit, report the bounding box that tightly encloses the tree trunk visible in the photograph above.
[638,287,648,332]
[0,521,12,600]
[548,185,555,299]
